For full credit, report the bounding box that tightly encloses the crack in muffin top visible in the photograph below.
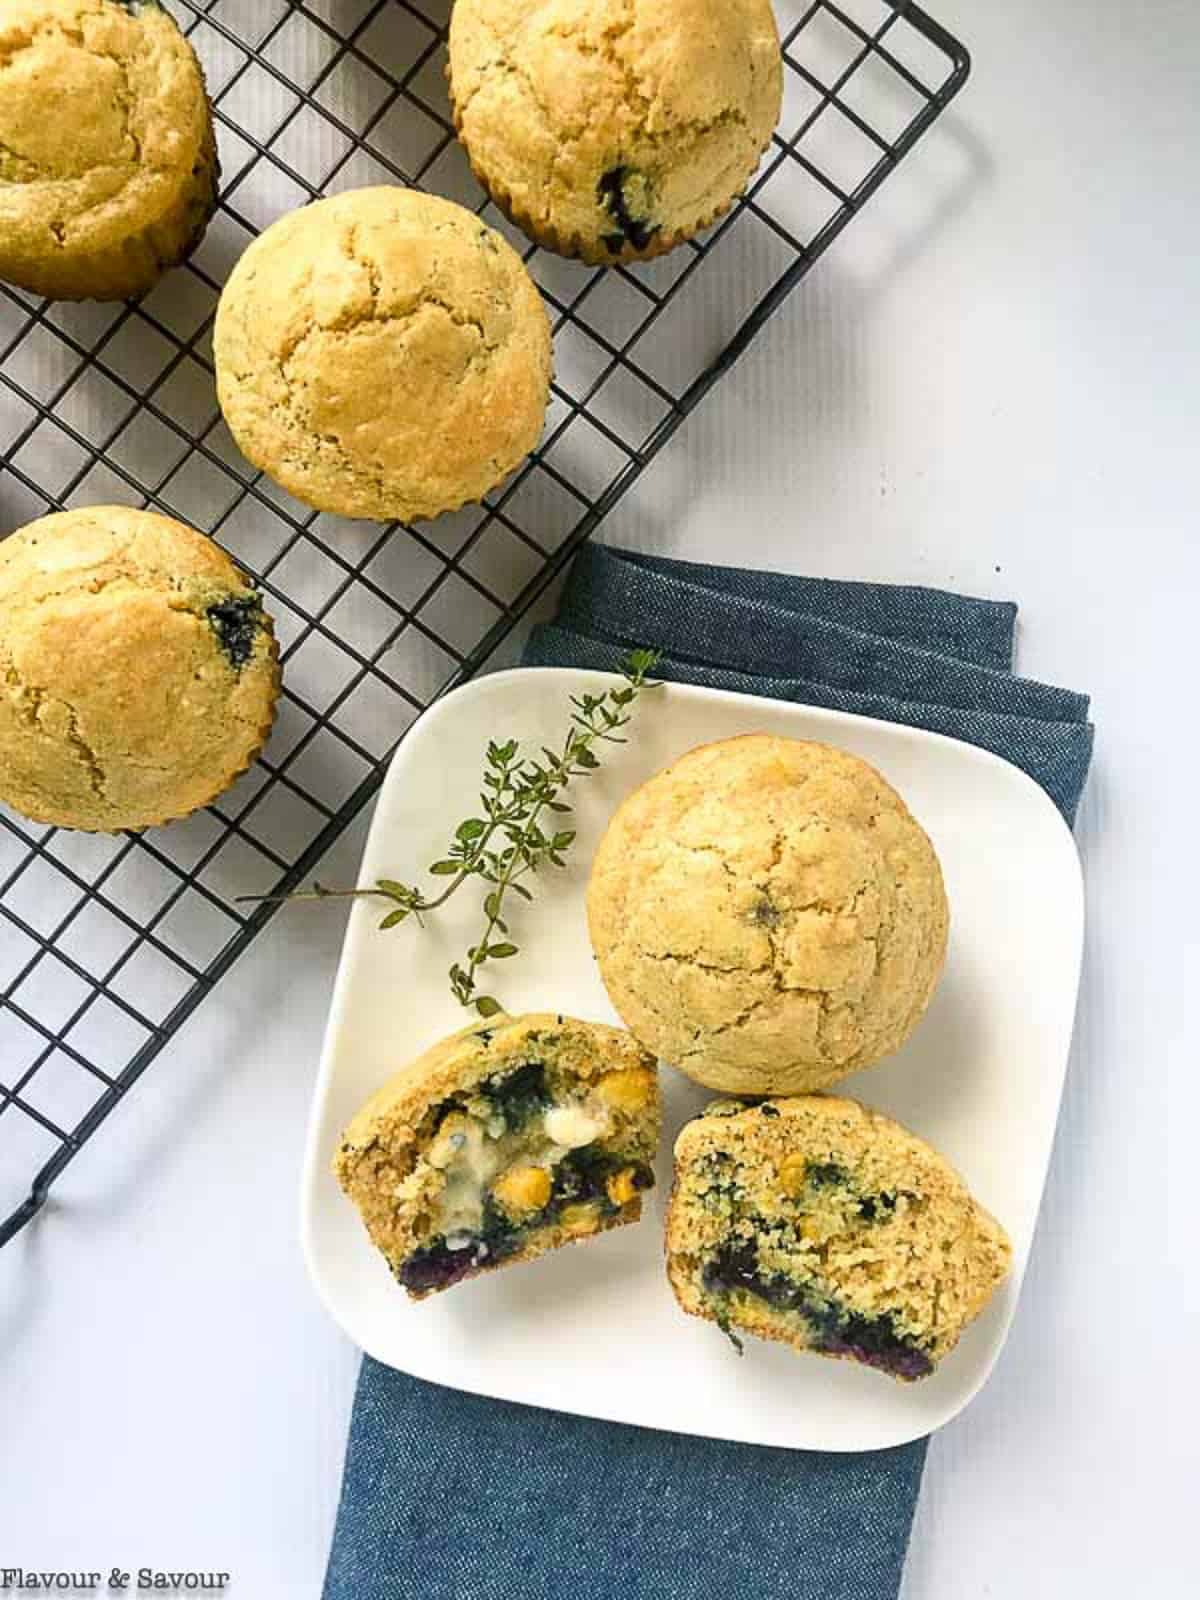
[587,735,950,1094]
[0,0,210,262]
[213,187,553,524]
[0,507,279,832]
[447,0,782,263]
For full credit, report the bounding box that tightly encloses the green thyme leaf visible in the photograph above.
[244,649,663,1011]
[376,879,413,899]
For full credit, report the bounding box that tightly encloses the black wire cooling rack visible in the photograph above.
[0,0,968,1244]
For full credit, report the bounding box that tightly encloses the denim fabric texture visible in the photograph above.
[529,546,1094,823]
[324,1361,928,1600]
[322,544,1094,1600]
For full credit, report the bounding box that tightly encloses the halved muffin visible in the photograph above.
[334,1013,660,1298]
[666,1096,1011,1380]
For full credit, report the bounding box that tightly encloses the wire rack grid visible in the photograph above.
[0,0,969,1245]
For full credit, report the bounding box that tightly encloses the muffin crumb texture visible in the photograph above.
[334,1013,660,1298]
[448,0,783,263]
[0,507,279,832]
[587,735,950,1094]
[214,187,552,523]
[0,0,217,300]
[667,1096,1012,1379]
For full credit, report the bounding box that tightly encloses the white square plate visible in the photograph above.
[302,669,1084,1452]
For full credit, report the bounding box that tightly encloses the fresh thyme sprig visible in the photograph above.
[239,649,662,1017]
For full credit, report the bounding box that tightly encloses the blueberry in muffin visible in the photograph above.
[447,0,783,265]
[596,166,659,256]
[0,507,279,832]
[205,594,265,669]
[666,1096,1011,1380]
[334,1013,660,1299]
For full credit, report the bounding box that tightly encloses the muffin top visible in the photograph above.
[587,735,950,1094]
[448,0,782,262]
[0,1,212,282]
[337,1012,656,1156]
[0,507,279,832]
[213,187,553,524]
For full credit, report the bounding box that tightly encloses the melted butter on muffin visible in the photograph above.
[334,1014,660,1299]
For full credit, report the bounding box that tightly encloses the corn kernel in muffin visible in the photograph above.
[666,1095,1011,1380]
[335,1013,660,1299]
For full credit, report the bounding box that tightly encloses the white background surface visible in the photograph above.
[1,0,1195,1594]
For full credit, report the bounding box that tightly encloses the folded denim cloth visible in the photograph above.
[323,544,1094,1600]
[527,546,1094,824]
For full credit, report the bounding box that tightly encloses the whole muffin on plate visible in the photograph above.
[447,0,782,264]
[0,0,218,301]
[213,187,553,524]
[0,507,279,832]
[587,734,949,1095]
[667,1096,1011,1380]
[334,1013,660,1298]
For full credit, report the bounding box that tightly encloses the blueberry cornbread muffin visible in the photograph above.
[0,0,218,302]
[334,1013,660,1298]
[667,1096,1011,1380]
[213,187,553,524]
[587,735,949,1095]
[447,0,782,264]
[0,507,279,831]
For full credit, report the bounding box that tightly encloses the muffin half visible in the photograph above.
[0,0,218,301]
[667,1096,1011,1380]
[334,1013,660,1298]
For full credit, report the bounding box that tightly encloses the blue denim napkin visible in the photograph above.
[323,545,1093,1600]
[526,546,1093,823]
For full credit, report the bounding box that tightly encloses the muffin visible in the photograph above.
[447,0,783,264]
[0,0,218,302]
[587,735,949,1095]
[667,1096,1012,1380]
[334,1013,660,1299]
[213,187,553,523]
[0,507,279,832]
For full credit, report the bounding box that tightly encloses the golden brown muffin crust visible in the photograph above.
[0,506,279,831]
[213,186,553,523]
[448,0,782,263]
[587,735,950,1094]
[0,0,217,300]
